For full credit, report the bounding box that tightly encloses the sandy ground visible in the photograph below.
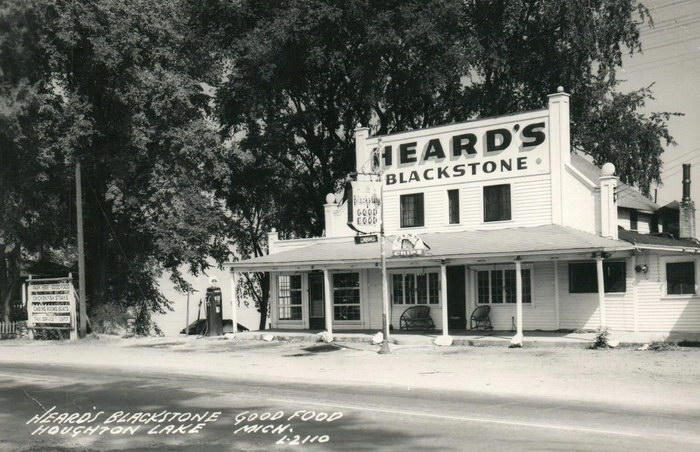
[1,335,699,413]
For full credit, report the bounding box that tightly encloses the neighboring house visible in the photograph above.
[226,88,700,336]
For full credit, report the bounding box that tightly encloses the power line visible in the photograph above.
[661,151,700,174]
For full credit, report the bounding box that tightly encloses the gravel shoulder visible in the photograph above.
[1,335,698,413]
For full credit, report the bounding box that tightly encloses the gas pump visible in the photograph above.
[205,277,224,336]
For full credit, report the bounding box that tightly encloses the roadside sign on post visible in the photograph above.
[26,275,78,341]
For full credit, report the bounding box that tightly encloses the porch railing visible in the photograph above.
[0,321,18,335]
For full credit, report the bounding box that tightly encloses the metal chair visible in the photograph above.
[399,306,435,331]
[470,305,493,331]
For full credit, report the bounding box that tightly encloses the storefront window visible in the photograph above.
[392,272,440,305]
[568,262,626,293]
[333,273,361,321]
[666,261,695,295]
[477,268,532,304]
[278,275,302,320]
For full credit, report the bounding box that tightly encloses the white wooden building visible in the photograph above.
[227,89,700,338]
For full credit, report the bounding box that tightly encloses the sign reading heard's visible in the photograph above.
[374,116,549,188]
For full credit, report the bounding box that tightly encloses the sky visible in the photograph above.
[620,0,700,206]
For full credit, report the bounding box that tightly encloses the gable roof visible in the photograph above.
[570,154,660,213]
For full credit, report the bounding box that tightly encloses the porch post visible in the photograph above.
[553,260,560,330]
[440,262,449,337]
[596,255,607,329]
[323,269,333,337]
[510,257,524,347]
[230,270,238,334]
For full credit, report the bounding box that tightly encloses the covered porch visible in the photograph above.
[226,225,635,343]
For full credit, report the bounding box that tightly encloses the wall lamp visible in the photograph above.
[635,264,649,274]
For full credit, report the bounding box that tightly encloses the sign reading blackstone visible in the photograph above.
[373,114,549,189]
[346,180,381,234]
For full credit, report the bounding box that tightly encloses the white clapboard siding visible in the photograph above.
[486,262,557,330]
[383,174,552,235]
[636,254,700,332]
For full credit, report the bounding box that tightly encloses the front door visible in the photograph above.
[308,273,325,329]
[447,265,467,330]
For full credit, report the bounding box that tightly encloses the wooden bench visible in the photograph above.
[399,306,435,331]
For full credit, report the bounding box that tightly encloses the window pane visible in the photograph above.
[332,272,361,320]
[392,274,404,304]
[333,273,359,288]
[278,275,302,320]
[477,271,490,304]
[484,184,511,222]
[448,189,459,224]
[504,269,516,303]
[405,274,415,304]
[416,273,428,304]
[667,262,696,295]
[604,262,626,293]
[569,263,597,293]
[491,270,503,303]
[334,305,361,321]
[522,269,532,303]
[630,210,638,231]
[400,193,424,227]
[428,273,439,304]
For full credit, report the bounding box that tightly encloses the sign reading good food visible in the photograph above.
[346,180,381,234]
[374,114,549,188]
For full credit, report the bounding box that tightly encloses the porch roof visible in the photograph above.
[227,225,633,271]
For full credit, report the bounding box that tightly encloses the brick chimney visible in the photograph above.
[679,163,696,240]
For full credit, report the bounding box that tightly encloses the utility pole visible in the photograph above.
[377,137,391,354]
[75,160,87,338]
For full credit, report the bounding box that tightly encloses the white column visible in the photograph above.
[596,255,607,329]
[553,260,560,330]
[230,270,238,334]
[510,258,524,346]
[323,269,333,336]
[441,263,449,337]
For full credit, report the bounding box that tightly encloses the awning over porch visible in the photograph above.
[227,224,633,272]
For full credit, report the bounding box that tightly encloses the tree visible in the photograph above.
[198,0,675,327]
[218,149,286,329]
[1,0,231,332]
[0,1,75,323]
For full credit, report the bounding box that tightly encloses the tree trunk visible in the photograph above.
[258,272,270,330]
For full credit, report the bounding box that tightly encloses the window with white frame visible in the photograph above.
[666,261,696,295]
[278,275,302,320]
[477,267,532,304]
[392,272,440,305]
[332,272,361,321]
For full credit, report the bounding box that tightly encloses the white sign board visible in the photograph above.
[392,233,428,257]
[347,180,381,234]
[372,113,550,190]
[27,278,76,329]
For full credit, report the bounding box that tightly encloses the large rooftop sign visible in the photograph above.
[371,111,550,189]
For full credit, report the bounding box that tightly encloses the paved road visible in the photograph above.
[0,362,698,452]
